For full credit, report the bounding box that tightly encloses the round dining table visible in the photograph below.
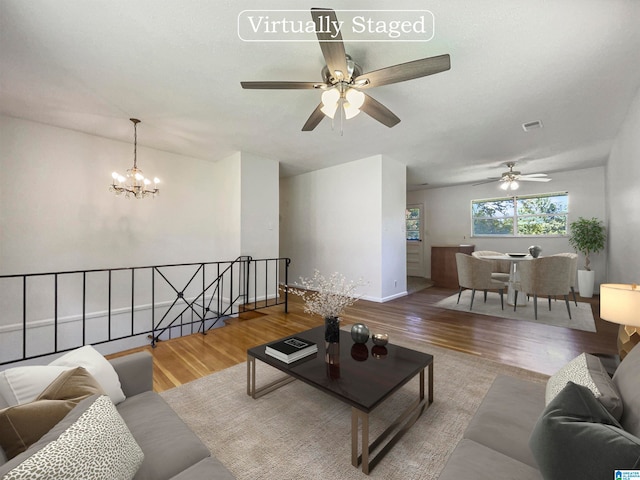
[484,254,535,306]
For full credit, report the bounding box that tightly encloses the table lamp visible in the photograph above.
[600,283,640,360]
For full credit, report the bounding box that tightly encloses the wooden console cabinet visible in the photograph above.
[431,245,475,289]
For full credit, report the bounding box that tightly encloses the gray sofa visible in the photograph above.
[438,342,640,479]
[0,351,235,480]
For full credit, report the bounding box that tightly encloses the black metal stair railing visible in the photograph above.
[0,256,290,366]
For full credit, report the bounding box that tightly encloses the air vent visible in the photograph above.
[522,120,543,132]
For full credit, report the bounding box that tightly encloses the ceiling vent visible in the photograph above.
[522,120,543,132]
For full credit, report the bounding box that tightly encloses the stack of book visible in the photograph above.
[265,336,318,363]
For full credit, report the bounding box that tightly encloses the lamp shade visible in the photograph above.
[600,284,640,327]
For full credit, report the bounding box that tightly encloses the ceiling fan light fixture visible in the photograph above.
[343,101,361,119]
[345,88,365,109]
[510,181,519,190]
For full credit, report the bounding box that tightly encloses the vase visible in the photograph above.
[528,245,542,258]
[324,316,340,343]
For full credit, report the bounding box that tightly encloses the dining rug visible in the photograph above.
[434,290,596,332]
[160,337,548,480]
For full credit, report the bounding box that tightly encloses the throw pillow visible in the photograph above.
[0,367,104,459]
[545,352,623,420]
[613,341,640,437]
[0,365,71,406]
[49,345,126,404]
[2,395,144,480]
[530,382,640,480]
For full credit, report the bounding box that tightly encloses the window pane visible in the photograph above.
[406,231,420,240]
[473,218,514,235]
[406,208,420,220]
[472,199,515,218]
[517,194,568,215]
[518,215,568,235]
[406,219,419,231]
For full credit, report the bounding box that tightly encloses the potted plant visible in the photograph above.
[568,217,606,297]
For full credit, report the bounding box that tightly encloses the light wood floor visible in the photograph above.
[108,285,618,392]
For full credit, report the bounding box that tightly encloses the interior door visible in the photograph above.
[406,204,424,277]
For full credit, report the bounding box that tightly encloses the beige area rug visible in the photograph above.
[407,276,434,294]
[160,337,547,480]
[435,290,596,332]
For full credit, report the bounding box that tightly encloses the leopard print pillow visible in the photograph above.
[3,395,144,480]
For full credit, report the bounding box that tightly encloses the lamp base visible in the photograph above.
[618,324,640,360]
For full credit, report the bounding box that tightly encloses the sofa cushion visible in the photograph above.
[0,367,104,459]
[116,391,211,480]
[50,345,126,404]
[438,438,542,480]
[169,457,236,480]
[613,341,640,437]
[530,381,640,480]
[546,352,623,419]
[0,394,144,479]
[463,375,545,469]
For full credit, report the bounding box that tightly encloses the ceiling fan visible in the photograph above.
[473,162,551,190]
[240,7,451,131]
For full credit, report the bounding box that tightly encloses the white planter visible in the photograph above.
[577,270,595,298]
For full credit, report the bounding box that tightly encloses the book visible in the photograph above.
[265,336,318,363]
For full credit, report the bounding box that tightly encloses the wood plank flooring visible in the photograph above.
[107,285,618,392]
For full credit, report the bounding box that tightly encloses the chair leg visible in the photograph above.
[571,287,578,306]
[457,287,463,304]
[533,294,538,320]
[484,290,488,303]
[564,295,572,319]
[499,289,504,310]
[513,291,518,312]
[548,296,552,311]
[470,289,476,310]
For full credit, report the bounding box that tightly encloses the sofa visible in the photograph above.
[438,342,640,479]
[0,346,235,479]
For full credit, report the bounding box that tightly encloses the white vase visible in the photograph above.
[577,270,595,298]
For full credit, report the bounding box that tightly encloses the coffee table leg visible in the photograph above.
[351,408,371,474]
[246,354,296,399]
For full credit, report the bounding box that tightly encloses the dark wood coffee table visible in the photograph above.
[247,326,434,474]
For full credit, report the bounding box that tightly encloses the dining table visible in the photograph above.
[484,253,534,306]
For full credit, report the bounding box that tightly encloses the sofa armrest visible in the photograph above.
[109,351,153,397]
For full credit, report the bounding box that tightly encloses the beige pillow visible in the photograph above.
[0,367,104,459]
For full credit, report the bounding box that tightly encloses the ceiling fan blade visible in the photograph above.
[360,94,401,128]
[354,54,450,88]
[519,177,551,182]
[472,179,498,186]
[519,173,548,178]
[241,81,325,90]
[311,8,349,81]
[302,104,325,131]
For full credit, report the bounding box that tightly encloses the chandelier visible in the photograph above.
[110,118,159,199]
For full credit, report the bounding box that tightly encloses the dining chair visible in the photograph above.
[455,253,505,311]
[471,250,511,284]
[513,256,572,320]
[551,252,579,306]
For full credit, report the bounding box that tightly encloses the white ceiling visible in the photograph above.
[2,0,640,189]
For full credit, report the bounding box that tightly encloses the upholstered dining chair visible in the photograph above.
[551,252,579,306]
[471,250,511,284]
[455,253,505,311]
[513,256,572,320]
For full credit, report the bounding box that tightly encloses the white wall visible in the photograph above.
[607,86,640,283]
[407,166,608,287]
[280,155,406,302]
[0,116,220,274]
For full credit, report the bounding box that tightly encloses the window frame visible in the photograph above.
[406,204,422,241]
[471,191,569,238]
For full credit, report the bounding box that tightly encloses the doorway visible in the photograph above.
[406,204,424,277]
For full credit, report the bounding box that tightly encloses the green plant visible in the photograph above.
[568,217,606,271]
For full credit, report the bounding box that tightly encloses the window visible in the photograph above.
[406,205,422,240]
[471,192,568,237]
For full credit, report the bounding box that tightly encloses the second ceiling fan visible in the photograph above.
[241,8,451,131]
[473,162,551,190]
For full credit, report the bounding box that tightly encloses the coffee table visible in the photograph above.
[246,326,434,474]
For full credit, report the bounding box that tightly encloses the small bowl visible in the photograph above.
[372,333,389,346]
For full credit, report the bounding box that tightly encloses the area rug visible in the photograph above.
[434,290,596,332]
[160,337,547,479]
